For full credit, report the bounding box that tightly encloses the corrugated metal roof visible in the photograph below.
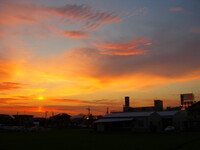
[157,111,178,116]
[94,118,133,123]
[103,111,155,118]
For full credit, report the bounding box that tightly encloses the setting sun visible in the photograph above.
[38,96,44,100]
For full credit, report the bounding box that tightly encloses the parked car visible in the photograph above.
[164,126,175,132]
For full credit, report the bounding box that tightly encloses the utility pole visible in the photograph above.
[106,107,109,115]
[87,107,91,116]
[45,111,48,119]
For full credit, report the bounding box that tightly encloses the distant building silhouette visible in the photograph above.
[157,111,187,131]
[94,111,161,132]
[94,96,193,132]
[48,113,71,128]
[0,114,14,126]
[166,106,181,111]
[187,101,200,131]
[94,110,188,132]
[123,97,163,112]
[125,96,130,107]
[154,100,163,111]
[13,115,34,126]
[71,113,85,127]
[33,117,47,127]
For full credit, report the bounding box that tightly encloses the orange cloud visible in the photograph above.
[0,98,20,101]
[100,49,147,56]
[4,37,199,101]
[129,7,149,17]
[0,95,34,105]
[56,4,122,30]
[94,38,151,55]
[20,42,200,99]
[63,30,89,38]
[0,0,43,26]
[0,58,16,81]
[169,7,183,12]
[0,1,122,31]
[51,99,87,104]
[0,82,26,91]
[50,98,123,106]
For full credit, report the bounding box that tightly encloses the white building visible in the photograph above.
[94,110,188,132]
[94,111,161,132]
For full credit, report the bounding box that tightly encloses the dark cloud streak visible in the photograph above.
[0,82,26,91]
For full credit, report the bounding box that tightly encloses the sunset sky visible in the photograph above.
[0,0,200,117]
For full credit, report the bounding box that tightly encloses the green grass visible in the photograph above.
[0,129,199,150]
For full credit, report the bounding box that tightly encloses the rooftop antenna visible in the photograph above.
[87,107,91,116]
[45,111,48,119]
[106,107,109,115]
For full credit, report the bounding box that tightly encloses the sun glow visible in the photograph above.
[38,96,44,100]
[37,106,43,112]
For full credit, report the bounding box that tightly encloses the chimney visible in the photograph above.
[154,100,163,111]
[125,96,130,107]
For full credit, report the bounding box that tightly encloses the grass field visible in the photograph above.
[0,129,199,150]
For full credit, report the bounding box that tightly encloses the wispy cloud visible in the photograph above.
[0,98,28,105]
[51,99,88,104]
[128,7,148,17]
[0,0,122,30]
[63,30,89,38]
[55,4,122,30]
[0,82,26,91]
[50,98,122,106]
[94,38,151,55]
[169,7,183,12]
[0,59,12,80]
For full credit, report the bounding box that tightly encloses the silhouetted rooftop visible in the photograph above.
[94,118,133,123]
[157,111,178,116]
[104,111,155,118]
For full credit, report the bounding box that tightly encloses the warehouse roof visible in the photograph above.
[103,111,155,118]
[94,118,133,123]
[157,111,178,116]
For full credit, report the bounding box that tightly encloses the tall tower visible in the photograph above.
[87,107,91,116]
[123,96,130,112]
[154,100,163,111]
[106,107,109,115]
[125,96,130,107]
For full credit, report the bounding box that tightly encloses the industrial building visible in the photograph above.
[13,115,34,126]
[0,114,14,126]
[157,111,187,131]
[94,111,161,132]
[94,96,188,132]
[94,110,188,132]
[123,96,163,112]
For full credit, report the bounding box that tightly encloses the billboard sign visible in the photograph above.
[181,93,194,103]
[180,93,194,110]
